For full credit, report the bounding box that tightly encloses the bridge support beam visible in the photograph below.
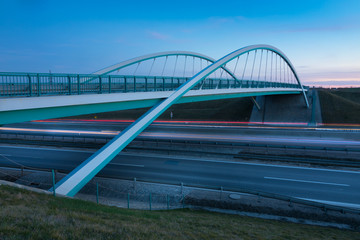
[251,96,261,111]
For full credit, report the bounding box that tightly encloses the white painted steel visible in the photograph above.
[0,87,301,112]
[54,44,308,196]
[93,51,239,81]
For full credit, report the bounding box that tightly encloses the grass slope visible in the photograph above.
[318,88,360,124]
[1,185,359,240]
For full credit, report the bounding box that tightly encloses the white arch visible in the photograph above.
[93,51,239,81]
[53,44,308,196]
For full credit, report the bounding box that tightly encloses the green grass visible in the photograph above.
[318,88,360,124]
[1,185,359,240]
[64,98,254,121]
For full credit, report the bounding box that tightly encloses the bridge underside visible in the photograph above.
[0,88,303,125]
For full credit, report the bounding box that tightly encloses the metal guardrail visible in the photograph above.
[1,130,360,167]
[0,165,359,216]
[0,72,300,98]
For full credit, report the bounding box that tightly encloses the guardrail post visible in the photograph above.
[149,193,152,211]
[127,193,130,209]
[52,169,56,197]
[167,195,169,210]
[182,194,185,209]
[77,75,80,94]
[96,182,99,204]
[134,76,136,92]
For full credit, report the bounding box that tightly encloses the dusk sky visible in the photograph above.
[0,0,359,87]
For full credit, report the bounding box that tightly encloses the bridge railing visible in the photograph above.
[0,72,300,98]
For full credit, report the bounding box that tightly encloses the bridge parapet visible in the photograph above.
[0,73,300,98]
[1,47,305,99]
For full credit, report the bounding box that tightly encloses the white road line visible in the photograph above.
[0,154,12,157]
[1,146,360,174]
[109,163,145,168]
[264,176,350,187]
[298,198,360,210]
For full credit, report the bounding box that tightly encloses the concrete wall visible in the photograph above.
[250,89,322,125]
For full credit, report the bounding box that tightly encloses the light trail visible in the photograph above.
[33,119,360,131]
[1,127,360,147]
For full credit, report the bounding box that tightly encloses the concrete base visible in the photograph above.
[250,89,322,125]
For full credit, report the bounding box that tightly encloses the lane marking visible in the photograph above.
[0,154,12,157]
[264,176,350,187]
[109,163,144,168]
[1,146,360,174]
[297,198,360,210]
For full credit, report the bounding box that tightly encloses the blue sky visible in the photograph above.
[0,0,359,87]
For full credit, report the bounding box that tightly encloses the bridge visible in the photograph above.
[0,44,308,196]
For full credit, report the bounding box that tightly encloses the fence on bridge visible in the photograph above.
[0,72,300,98]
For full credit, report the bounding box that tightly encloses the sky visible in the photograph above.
[0,0,359,87]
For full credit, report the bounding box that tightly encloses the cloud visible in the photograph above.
[147,31,170,40]
[300,70,360,87]
[206,16,247,27]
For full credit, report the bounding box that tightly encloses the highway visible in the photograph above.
[2,120,360,149]
[0,144,359,209]
[1,120,360,209]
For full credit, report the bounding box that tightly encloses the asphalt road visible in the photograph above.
[0,145,359,209]
[2,120,360,149]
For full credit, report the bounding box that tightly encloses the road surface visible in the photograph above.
[0,145,359,209]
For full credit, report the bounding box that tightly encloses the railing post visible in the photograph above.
[68,75,72,95]
[134,76,136,92]
[124,77,127,93]
[154,77,157,91]
[96,182,99,204]
[99,76,102,93]
[77,74,80,94]
[127,193,130,209]
[162,77,165,91]
[182,194,185,209]
[108,75,111,93]
[28,74,32,96]
[149,193,152,211]
[167,195,169,210]
[37,74,40,96]
[145,77,148,92]
[52,169,56,197]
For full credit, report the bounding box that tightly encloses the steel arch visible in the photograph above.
[184,45,308,107]
[93,51,239,81]
[53,44,308,196]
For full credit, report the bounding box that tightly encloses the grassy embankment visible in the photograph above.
[0,185,359,240]
[318,88,360,124]
[65,98,254,121]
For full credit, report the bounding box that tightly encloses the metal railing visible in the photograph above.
[0,166,359,217]
[0,72,300,98]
